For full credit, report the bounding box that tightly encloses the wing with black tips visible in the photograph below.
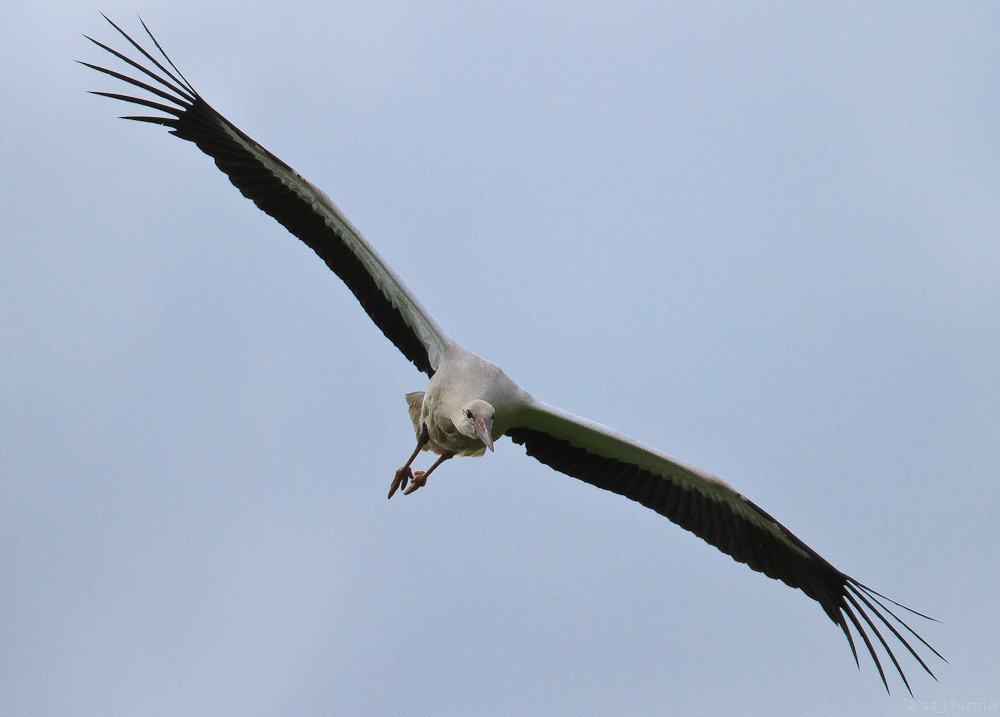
[506,400,945,694]
[83,16,451,376]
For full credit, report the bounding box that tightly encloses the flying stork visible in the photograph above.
[82,15,944,694]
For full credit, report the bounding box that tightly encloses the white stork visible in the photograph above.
[83,16,944,694]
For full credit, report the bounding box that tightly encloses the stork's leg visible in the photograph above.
[388,426,430,499]
[403,451,455,495]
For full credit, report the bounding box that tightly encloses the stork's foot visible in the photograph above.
[403,470,428,495]
[388,466,413,499]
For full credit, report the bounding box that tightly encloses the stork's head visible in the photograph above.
[459,399,495,451]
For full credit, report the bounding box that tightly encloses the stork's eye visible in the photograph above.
[465,409,473,419]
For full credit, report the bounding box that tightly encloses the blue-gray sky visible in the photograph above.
[3,2,998,715]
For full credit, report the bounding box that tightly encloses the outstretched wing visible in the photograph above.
[506,401,944,695]
[82,16,451,376]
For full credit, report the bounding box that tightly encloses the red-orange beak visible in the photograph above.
[474,417,495,452]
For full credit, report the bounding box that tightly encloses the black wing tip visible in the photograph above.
[738,492,943,693]
[833,577,946,695]
[85,14,198,102]
[850,578,942,623]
